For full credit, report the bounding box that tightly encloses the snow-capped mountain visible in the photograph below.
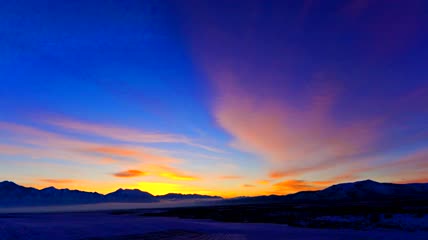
[157,193,222,201]
[0,181,223,207]
[286,179,428,201]
[225,180,428,204]
[0,181,103,206]
[2,180,427,207]
[105,188,156,202]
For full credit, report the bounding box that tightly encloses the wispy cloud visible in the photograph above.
[113,169,146,178]
[46,117,190,143]
[348,148,428,179]
[396,177,428,184]
[272,179,327,194]
[43,117,223,152]
[39,179,74,184]
[214,79,381,179]
[256,179,270,185]
[160,172,199,181]
[79,145,179,163]
[0,122,182,165]
[139,164,201,181]
[87,147,139,157]
[0,143,113,165]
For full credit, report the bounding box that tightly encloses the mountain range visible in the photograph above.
[228,179,428,204]
[0,181,221,207]
[1,179,428,207]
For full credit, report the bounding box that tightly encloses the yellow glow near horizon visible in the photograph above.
[132,182,212,196]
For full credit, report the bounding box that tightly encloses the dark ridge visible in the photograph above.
[2,179,428,207]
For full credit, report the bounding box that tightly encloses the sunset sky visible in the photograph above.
[1,0,427,197]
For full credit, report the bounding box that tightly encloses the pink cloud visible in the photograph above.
[39,179,74,184]
[43,117,223,153]
[0,143,112,165]
[156,165,201,181]
[396,177,428,184]
[257,179,270,185]
[0,122,182,165]
[214,79,380,177]
[272,179,325,194]
[113,169,146,178]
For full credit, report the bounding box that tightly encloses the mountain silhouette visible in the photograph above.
[157,193,220,201]
[286,179,428,201]
[225,179,428,204]
[105,188,156,202]
[0,181,221,207]
[2,179,428,207]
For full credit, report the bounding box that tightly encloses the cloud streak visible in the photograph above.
[214,79,381,179]
[0,122,182,165]
[44,117,223,153]
[272,179,327,194]
[39,179,74,184]
[242,184,255,188]
[113,170,146,178]
[178,0,428,192]
[158,166,200,181]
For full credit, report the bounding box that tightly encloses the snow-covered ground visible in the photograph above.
[0,212,427,240]
[0,200,217,213]
[379,214,428,231]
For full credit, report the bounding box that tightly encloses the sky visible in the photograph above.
[0,0,427,197]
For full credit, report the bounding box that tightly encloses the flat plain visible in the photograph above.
[1,211,427,240]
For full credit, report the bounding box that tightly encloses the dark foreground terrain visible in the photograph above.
[142,199,428,231]
[1,211,427,240]
[1,180,428,239]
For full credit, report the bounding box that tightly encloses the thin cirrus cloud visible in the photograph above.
[0,121,182,165]
[270,149,428,194]
[213,79,380,178]
[342,148,428,183]
[272,179,327,194]
[112,166,202,180]
[268,156,356,180]
[179,0,428,193]
[87,147,139,157]
[397,177,428,184]
[39,179,74,184]
[121,164,202,181]
[79,146,179,163]
[113,169,146,178]
[256,180,270,185]
[211,72,427,183]
[43,117,223,153]
[160,172,199,181]
[0,142,115,166]
[157,165,200,181]
[270,172,359,194]
[0,119,209,196]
